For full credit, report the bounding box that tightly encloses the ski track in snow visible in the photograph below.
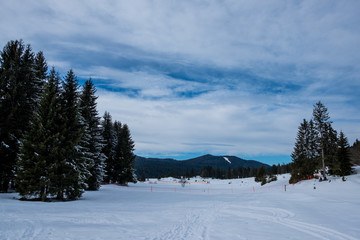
[224,206,357,240]
[149,203,221,240]
[149,202,356,240]
[1,219,42,240]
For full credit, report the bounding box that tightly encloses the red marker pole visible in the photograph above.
[151,186,153,192]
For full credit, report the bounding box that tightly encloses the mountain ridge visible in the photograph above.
[135,154,270,178]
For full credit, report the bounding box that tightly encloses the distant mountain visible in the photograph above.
[135,154,269,178]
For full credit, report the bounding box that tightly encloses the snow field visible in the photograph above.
[1,171,360,240]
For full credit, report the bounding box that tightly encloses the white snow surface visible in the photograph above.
[1,168,360,240]
[223,156,231,164]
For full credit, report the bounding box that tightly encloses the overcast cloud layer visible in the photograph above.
[1,0,359,164]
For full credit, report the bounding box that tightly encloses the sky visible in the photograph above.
[1,1,359,165]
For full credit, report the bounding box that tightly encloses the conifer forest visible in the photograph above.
[0,40,136,200]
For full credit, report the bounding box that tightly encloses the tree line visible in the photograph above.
[290,101,353,183]
[143,163,290,181]
[198,164,290,180]
[0,40,136,200]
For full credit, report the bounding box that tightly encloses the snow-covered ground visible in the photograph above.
[1,169,360,240]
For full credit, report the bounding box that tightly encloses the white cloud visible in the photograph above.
[1,0,359,162]
[96,87,304,157]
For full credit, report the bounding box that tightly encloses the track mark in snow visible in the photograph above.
[277,218,357,240]
[19,219,42,240]
[233,206,357,240]
[150,204,220,240]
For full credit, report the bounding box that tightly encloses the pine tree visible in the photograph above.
[255,165,266,182]
[112,122,136,184]
[101,111,115,183]
[335,131,352,177]
[34,51,48,98]
[80,79,106,190]
[312,101,332,179]
[0,40,44,192]
[290,119,318,183]
[349,139,360,165]
[112,121,123,183]
[16,68,62,200]
[50,69,87,200]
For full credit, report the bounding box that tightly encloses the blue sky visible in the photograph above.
[1,1,360,165]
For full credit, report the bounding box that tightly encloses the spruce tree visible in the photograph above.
[336,131,352,177]
[80,79,106,190]
[255,165,266,182]
[101,111,115,183]
[290,119,318,183]
[34,51,48,98]
[119,124,136,183]
[16,68,62,200]
[112,121,123,183]
[321,123,338,174]
[349,139,360,165]
[312,101,332,179]
[51,69,87,200]
[112,122,136,184]
[0,40,44,192]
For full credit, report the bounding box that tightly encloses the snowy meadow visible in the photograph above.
[1,169,360,240]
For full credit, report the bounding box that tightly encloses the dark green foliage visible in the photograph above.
[255,165,266,183]
[349,139,360,165]
[80,79,105,190]
[0,40,46,192]
[290,119,319,183]
[54,69,87,200]
[116,123,136,184]
[1,40,134,200]
[101,111,115,182]
[17,68,62,200]
[200,166,215,178]
[110,121,136,184]
[290,102,353,183]
[34,51,48,85]
[17,68,90,200]
[335,131,352,177]
[101,113,136,184]
[312,101,333,177]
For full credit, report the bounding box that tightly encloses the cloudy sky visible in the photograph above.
[1,0,359,164]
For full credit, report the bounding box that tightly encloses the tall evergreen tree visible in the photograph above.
[323,123,338,174]
[112,121,123,183]
[0,40,44,192]
[101,111,115,183]
[349,139,360,165]
[50,69,87,200]
[312,101,332,179]
[335,131,352,177]
[16,68,62,200]
[34,51,48,98]
[111,122,136,184]
[118,124,136,184]
[80,79,106,190]
[290,119,318,183]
